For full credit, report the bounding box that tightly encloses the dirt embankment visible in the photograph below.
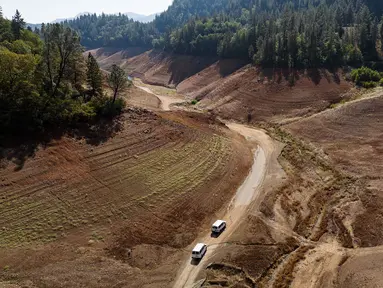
[89,48,248,88]
[0,107,252,288]
[189,67,351,124]
[287,92,383,248]
[85,47,150,71]
[282,90,383,288]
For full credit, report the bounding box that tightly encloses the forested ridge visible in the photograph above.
[63,0,383,68]
[0,8,127,137]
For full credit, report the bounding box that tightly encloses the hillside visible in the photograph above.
[283,90,383,288]
[0,108,252,287]
[90,48,351,123]
[67,0,383,69]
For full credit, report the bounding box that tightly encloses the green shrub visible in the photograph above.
[361,81,377,89]
[91,97,126,117]
[380,78,383,86]
[351,67,381,86]
[191,99,198,105]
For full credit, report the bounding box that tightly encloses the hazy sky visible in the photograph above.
[1,0,173,23]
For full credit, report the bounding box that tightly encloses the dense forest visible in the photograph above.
[63,0,383,68]
[0,8,126,137]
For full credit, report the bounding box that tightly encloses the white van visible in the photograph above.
[191,243,207,259]
[211,220,226,234]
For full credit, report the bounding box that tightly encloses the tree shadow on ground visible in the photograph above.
[307,68,322,85]
[168,55,218,85]
[256,68,301,85]
[0,116,123,171]
[217,59,249,77]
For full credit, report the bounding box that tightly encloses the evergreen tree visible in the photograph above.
[86,52,103,99]
[11,10,25,40]
[108,65,127,103]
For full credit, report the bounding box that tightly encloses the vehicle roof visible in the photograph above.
[212,220,226,227]
[192,243,206,252]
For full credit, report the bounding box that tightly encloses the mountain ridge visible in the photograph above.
[26,11,158,28]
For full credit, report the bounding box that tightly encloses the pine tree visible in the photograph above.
[0,6,3,19]
[11,9,25,39]
[108,65,127,103]
[86,53,103,99]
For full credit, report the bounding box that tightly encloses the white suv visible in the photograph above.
[211,220,226,234]
[191,243,207,259]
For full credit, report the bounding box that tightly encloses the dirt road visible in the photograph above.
[134,82,185,111]
[172,123,283,288]
[132,80,283,288]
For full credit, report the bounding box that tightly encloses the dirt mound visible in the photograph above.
[92,49,351,126]
[91,48,353,125]
[0,109,252,287]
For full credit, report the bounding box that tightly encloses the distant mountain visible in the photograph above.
[51,12,91,23]
[26,23,41,30]
[26,12,160,30]
[124,12,158,23]
[27,11,158,29]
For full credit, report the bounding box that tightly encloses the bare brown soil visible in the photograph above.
[126,50,219,87]
[0,108,252,287]
[283,91,383,287]
[286,93,383,247]
[337,246,383,288]
[86,47,150,71]
[124,85,161,110]
[193,67,352,124]
[90,48,248,88]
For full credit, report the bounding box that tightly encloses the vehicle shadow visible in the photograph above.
[190,258,202,266]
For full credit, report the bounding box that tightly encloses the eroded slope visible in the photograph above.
[0,109,252,288]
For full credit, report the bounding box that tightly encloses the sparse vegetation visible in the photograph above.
[191,99,198,105]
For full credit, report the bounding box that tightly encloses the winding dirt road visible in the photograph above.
[134,83,184,111]
[134,80,284,288]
